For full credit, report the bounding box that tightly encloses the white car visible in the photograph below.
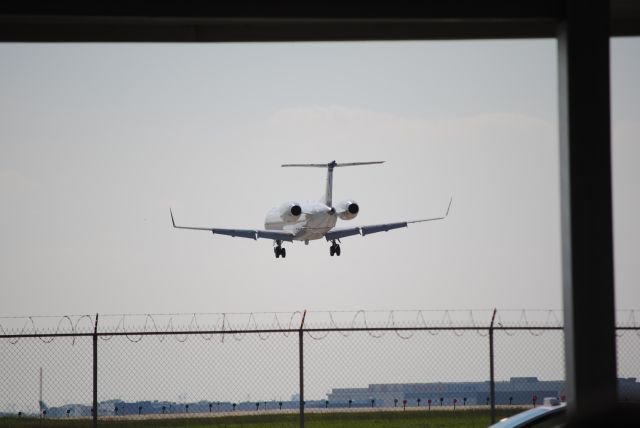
[489,399,566,428]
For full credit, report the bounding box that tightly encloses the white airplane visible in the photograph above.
[171,160,451,258]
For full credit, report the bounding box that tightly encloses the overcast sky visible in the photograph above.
[1,38,638,318]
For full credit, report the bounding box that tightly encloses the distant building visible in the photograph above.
[34,377,639,418]
[326,377,640,407]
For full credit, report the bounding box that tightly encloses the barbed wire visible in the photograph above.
[2,309,638,344]
[0,315,95,344]
[616,310,640,338]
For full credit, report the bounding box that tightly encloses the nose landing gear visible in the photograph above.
[329,240,341,257]
[274,240,286,259]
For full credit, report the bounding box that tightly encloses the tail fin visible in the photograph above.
[281,161,384,206]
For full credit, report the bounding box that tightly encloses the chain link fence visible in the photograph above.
[1,310,639,427]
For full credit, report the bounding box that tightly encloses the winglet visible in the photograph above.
[406,197,454,225]
[170,208,176,228]
[445,197,453,217]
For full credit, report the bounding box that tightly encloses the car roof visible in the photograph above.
[489,404,566,428]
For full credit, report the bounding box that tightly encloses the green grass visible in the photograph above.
[0,408,522,428]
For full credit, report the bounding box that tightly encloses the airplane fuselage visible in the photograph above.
[265,202,338,241]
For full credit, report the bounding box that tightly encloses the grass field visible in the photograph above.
[0,408,523,428]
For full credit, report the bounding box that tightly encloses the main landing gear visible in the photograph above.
[274,240,286,259]
[329,240,341,257]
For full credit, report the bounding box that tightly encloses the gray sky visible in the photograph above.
[1,38,639,317]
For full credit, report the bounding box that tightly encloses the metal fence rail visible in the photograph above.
[1,309,639,427]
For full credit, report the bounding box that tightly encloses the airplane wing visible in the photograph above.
[170,209,295,242]
[324,198,452,241]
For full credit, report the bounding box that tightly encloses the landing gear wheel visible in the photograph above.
[330,241,341,257]
[274,240,284,259]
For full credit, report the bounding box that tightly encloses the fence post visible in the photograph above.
[489,309,497,424]
[93,313,99,428]
[299,310,307,428]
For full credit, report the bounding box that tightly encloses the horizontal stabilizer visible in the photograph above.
[282,161,384,168]
[334,161,385,167]
[281,160,384,206]
[281,163,327,168]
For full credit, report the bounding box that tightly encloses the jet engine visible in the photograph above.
[336,200,359,220]
[280,202,302,220]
